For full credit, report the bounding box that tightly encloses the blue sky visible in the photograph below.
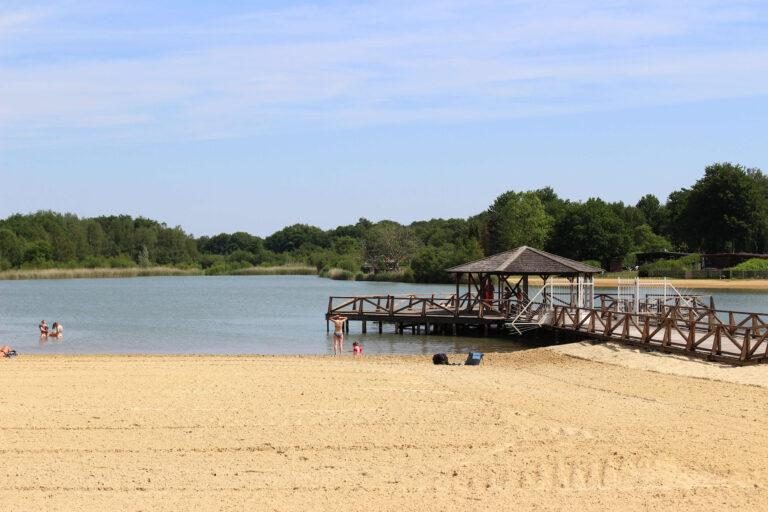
[1,0,766,236]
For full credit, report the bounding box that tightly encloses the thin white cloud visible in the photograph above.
[1,0,767,147]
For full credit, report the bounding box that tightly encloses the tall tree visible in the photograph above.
[636,194,666,233]
[668,163,768,253]
[487,191,553,253]
[363,222,418,272]
[547,198,632,266]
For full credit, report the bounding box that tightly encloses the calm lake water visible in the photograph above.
[0,276,766,355]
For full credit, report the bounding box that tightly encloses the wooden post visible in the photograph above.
[362,321,367,334]
[741,330,751,361]
[378,321,383,334]
[455,273,461,317]
[522,275,529,302]
[642,316,650,343]
[687,318,696,351]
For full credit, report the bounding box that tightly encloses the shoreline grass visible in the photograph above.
[0,265,319,280]
[229,265,317,276]
[0,267,203,280]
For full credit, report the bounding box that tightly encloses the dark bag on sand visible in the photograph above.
[432,353,450,365]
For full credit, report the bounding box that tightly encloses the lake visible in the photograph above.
[1,276,766,355]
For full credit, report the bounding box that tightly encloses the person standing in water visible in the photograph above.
[39,320,48,337]
[330,315,348,355]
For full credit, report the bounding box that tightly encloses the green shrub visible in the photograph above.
[729,258,768,271]
[639,253,700,277]
[108,256,137,268]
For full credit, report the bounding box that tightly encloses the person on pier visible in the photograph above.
[330,315,348,355]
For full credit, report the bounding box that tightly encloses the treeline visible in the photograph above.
[1,162,766,282]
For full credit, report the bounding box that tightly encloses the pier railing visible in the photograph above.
[327,293,511,320]
[551,304,768,364]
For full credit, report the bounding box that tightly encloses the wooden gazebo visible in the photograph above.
[446,246,603,317]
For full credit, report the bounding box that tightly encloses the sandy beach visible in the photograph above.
[1,347,767,511]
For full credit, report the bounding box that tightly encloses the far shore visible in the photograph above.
[1,267,768,291]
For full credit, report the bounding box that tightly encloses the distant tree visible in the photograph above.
[411,238,484,283]
[265,224,329,253]
[331,236,361,255]
[23,240,53,265]
[363,222,419,272]
[154,227,197,265]
[636,194,666,233]
[533,187,569,220]
[547,199,632,266]
[632,224,672,252]
[137,245,151,267]
[0,229,23,267]
[199,232,264,257]
[487,191,553,253]
[667,163,768,253]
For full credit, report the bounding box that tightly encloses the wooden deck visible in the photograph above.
[327,294,768,365]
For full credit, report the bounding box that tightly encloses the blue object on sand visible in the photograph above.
[464,352,483,366]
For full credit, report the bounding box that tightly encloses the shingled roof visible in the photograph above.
[446,246,603,275]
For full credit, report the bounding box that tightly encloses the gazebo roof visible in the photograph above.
[447,246,603,275]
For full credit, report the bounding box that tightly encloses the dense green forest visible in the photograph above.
[1,163,766,282]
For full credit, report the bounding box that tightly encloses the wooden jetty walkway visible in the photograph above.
[326,247,768,366]
[326,293,768,365]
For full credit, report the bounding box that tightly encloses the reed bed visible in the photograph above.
[0,267,203,280]
[230,265,317,276]
[324,268,355,280]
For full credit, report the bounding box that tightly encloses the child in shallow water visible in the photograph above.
[352,341,363,358]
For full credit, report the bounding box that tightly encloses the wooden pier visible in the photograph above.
[326,293,768,365]
[326,293,519,337]
[326,247,767,365]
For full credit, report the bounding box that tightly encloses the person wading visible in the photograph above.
[330,315,348,355]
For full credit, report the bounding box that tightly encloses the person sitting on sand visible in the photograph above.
[39,320,48,337]
[330,315,348,355]
[352,341,363,358]
[1,345,16,358]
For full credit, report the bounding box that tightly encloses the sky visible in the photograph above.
[0,0,767,237]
